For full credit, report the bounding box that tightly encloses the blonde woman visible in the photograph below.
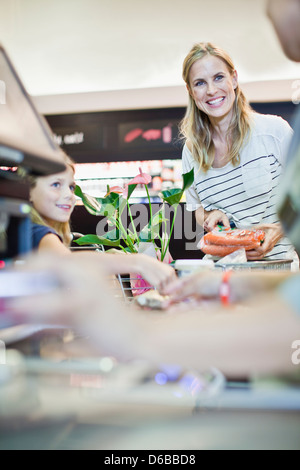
[181,42,298,265]
[29,154,176,291]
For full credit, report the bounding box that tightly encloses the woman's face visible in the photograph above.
[30,166,76,225]
[188,55,238,123]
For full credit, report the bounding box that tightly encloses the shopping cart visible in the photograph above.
[214,259,294,271]
[71,237,155,303]
[116,273,155,302]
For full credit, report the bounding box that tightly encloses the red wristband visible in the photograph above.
[220,270,232,306]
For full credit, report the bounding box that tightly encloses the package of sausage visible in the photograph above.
[198,227,265,257]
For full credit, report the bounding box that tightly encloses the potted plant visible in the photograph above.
[74,167,194,294]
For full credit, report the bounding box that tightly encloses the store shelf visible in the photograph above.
[74,159,184,201]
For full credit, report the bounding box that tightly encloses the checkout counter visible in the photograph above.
[0,343,300,450]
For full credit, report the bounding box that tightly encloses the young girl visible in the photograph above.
[29,154,176,291]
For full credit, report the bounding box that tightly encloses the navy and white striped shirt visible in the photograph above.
[183,113,297,262]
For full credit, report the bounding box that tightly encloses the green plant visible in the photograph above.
[74,167,194,262]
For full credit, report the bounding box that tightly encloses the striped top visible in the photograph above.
[182,113,297,261]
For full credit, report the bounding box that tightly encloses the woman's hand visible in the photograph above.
[246,224,284,260]
[136,254,177,292]
[161,269,285,306]
[161,271,223,304]
[203,210,231,232]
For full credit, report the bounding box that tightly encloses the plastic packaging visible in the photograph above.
[174,259,214,277]
[198,227,265,257]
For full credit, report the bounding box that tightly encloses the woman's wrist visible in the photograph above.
[219,270,232,306]
[275,223,284,243]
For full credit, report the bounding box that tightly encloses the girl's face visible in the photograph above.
[30,166,76,225]
[187,55,238,123]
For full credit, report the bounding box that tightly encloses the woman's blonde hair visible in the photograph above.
[180,42,253,171]
[30,152,75,247]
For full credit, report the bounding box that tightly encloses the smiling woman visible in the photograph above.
[180,42,298,268]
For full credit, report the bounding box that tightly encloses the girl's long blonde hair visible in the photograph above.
[180,42,253,172]
[30,153,75,247]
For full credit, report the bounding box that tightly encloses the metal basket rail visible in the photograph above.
[214,259,294,271]
[117,274,155,303]
[70,239,155,302]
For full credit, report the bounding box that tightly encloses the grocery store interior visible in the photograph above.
[0,0,300,450]
[3,0,299,256]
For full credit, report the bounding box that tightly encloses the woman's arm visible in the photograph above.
[162,269,293,304]
[81,252,176,291]
[38,235,176,291]
[8,253,300,377]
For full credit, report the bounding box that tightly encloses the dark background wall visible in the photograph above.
[45,102,297,164]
